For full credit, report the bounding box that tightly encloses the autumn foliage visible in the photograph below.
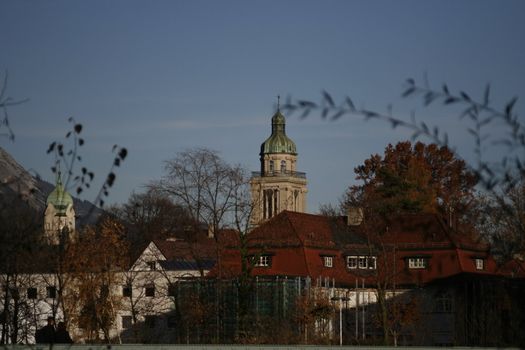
[344,141,477,220]
[64,218,129,342]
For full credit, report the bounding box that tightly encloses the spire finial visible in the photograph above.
[277,95,280,112]
[55,161,62,186]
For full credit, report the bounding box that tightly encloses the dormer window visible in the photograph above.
[254,255,271,267]
[408,257,427,269]
[475,258,484,270]
[323,256,333,268]
[347,256,358,269]
[346,256,376,269]
[358,256,368,269]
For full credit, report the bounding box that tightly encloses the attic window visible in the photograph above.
[475,258,484,270]
[147,261,156,271]
[254,255,271,267]
[408,257,427,269]
[347,256,376,270]
[323,256,333,268]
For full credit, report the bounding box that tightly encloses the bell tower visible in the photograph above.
[250,101,307,224]
[44,171,76,245]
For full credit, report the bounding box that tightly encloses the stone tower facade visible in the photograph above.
[250,108,307,225]
[44,172,75,245]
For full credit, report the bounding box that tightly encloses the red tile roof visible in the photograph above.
[215,210,514,287]
[152,228,239,263]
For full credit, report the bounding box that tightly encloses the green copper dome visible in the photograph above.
[260,110,297,155]
[46,174,73,216]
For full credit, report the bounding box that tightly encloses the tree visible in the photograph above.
[477,179,525,260]
[0,71,28,142]
[113,189,194,255]
[0,194,42,344]
[155,148,243,235]
[46,118,128,216]
[344,141,477,223]
[295,289,333,344]
[64,217,128,343]
[153,148,262,342]
[284,81,524,346]
[153,148,248,276]
[283,79,524,259]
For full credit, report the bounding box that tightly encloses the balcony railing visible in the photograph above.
[251,170,307,179]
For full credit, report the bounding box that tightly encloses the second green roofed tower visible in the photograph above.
[44,169,76,245]
[250,98,308,225]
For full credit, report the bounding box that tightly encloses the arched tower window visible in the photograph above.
[269,160,274,173]
[281,160,286,173]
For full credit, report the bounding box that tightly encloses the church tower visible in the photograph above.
[44,172,75,245]
[250,104,307,225]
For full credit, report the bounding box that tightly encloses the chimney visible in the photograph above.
[347,207,363,226]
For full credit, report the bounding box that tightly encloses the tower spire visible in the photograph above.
[55,161,62,186]
[277,95,280,112]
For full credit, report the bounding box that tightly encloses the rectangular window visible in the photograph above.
[408,258,426,269]
[347,256,358,269]
[358,256,368,269]
[323,256,333,268]
[254,255,271,267]
[121,316,132,329]
[368,256,377,269]
[46,286,56,299]
[347,256,376,269]
[475,258,484,270]
[145,284,155,297]
[147,261,156,271]
[145,315,156,328]
[27,287,37,299]
[123,285,132,298]
[9,288,19,299]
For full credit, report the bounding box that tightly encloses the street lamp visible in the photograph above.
[331,295,350,346]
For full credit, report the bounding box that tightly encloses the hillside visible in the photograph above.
[0,147,104,226]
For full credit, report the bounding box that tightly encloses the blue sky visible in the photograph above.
[1,0,524,211]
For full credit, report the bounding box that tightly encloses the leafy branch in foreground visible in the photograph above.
[0,71,29,141]
[282,79,524,192]
[47,117,128,215]
[284,79,524,260]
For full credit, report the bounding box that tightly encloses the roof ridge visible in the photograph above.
[282,211,303,243]
[280,211,315,277]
